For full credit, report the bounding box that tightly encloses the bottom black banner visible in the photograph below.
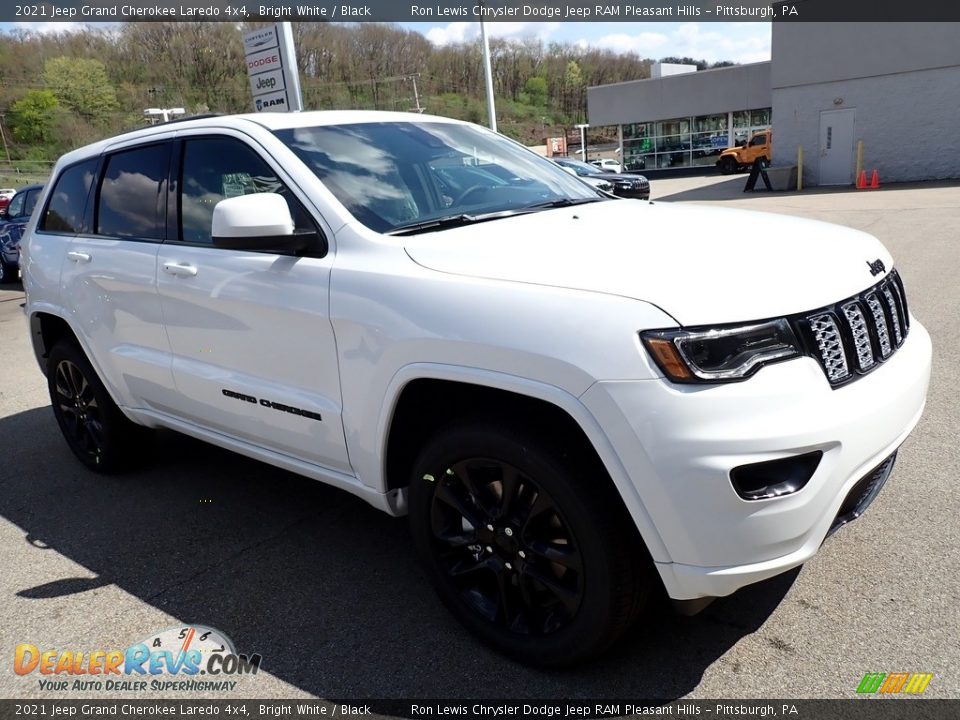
[0,699,953,720]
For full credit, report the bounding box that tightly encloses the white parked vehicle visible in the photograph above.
[589,158,622,173]
[21,111,931,665]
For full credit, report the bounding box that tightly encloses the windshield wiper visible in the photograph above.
[522,197,604,210]
[386,198,604,236]
[386,209,536,236]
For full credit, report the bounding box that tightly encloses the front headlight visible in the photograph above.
[641,319,801,383]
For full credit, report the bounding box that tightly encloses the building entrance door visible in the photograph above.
[819,109,856,185]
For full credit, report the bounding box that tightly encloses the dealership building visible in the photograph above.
[586,23,960,185]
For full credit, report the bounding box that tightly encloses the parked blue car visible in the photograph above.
[0,183,43,284]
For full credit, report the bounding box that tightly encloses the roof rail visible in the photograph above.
[112,112,227,140]
[144,112,224,127]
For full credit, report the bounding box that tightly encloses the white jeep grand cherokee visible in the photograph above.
[22,111,931,665]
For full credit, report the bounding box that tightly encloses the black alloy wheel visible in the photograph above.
[428,457,585,636]
[47,341,151,473]
[409,423,651,665]
[53,358,105,466]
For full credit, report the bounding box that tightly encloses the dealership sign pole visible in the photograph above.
[244,22,303,112]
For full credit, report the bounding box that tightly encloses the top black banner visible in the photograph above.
[3,0,960,23]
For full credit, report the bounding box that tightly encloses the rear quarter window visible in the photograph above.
[40,159,100,234]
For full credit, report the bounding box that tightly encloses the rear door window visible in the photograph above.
[96,144,171,240]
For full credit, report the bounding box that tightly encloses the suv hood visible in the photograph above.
[403,200,893,327]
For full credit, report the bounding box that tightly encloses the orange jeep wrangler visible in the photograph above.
[717,130,772,175]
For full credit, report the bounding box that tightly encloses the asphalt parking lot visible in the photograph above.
[1,174,958,701]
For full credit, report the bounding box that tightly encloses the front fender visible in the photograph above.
[370,362,671,563]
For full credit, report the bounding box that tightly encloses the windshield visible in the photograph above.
[274,121,601,234]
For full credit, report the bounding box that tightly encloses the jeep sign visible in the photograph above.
[249,68,286,98]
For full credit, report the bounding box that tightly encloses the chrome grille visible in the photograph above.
[865,292,892,358]
[841,301,875,371]
[799,271,909,387]
[882,285,903,344]
[809,313,849,382]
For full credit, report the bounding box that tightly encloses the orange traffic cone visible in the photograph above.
[869,169,880,189]
[856,170,867,189]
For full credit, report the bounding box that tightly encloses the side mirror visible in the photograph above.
[211,193,316,254]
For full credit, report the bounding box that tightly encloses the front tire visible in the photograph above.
[408,423,651,666]
[47,341,151,473]
[718,156,738,175]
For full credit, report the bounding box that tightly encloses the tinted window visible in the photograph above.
[5,192,25,219]
[96,144,169,239]
[41,159,99,233]
[179,137,313,245]
[23,189,40,217]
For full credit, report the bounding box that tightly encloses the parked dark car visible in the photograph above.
[0,183,43,283]
[552,157,650,200]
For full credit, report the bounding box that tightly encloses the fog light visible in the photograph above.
[730,451,823,501]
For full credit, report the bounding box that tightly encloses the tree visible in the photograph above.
[524,76,548,106]
[563,60,584,120]
[8,90,59,145]
[43,56,118,122]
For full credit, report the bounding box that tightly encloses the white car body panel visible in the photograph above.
[591,159,622,173]
[21,111,932,606]
[404,200,894,327]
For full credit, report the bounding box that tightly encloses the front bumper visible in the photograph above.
[580,319,931,600]
[612,187,650,200]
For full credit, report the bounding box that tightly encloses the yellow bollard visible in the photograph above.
[855,139,864,185]
[797,146,803,191]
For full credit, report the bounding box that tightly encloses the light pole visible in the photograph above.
[575,123,589,161]
[144,107,185,124]
[479,9,497,132]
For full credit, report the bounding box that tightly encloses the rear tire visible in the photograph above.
[47,341,152,473]
[718,156,737,175]
[408,422,651,666]
[0,260,13,284]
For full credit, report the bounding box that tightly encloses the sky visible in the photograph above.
[1,21,772,64]
[401,21,771,64]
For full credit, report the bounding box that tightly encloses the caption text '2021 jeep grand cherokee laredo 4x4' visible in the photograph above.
[22,112,930,665]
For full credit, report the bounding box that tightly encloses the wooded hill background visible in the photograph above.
[0,22,734,177]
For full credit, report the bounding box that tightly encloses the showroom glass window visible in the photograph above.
[40,159,100,234]
[622,108,770,171]
[179,137,314,245]
[96,144,170,240]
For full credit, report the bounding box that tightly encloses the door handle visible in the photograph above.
[67,251,91,263]
[162,262,198,278]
